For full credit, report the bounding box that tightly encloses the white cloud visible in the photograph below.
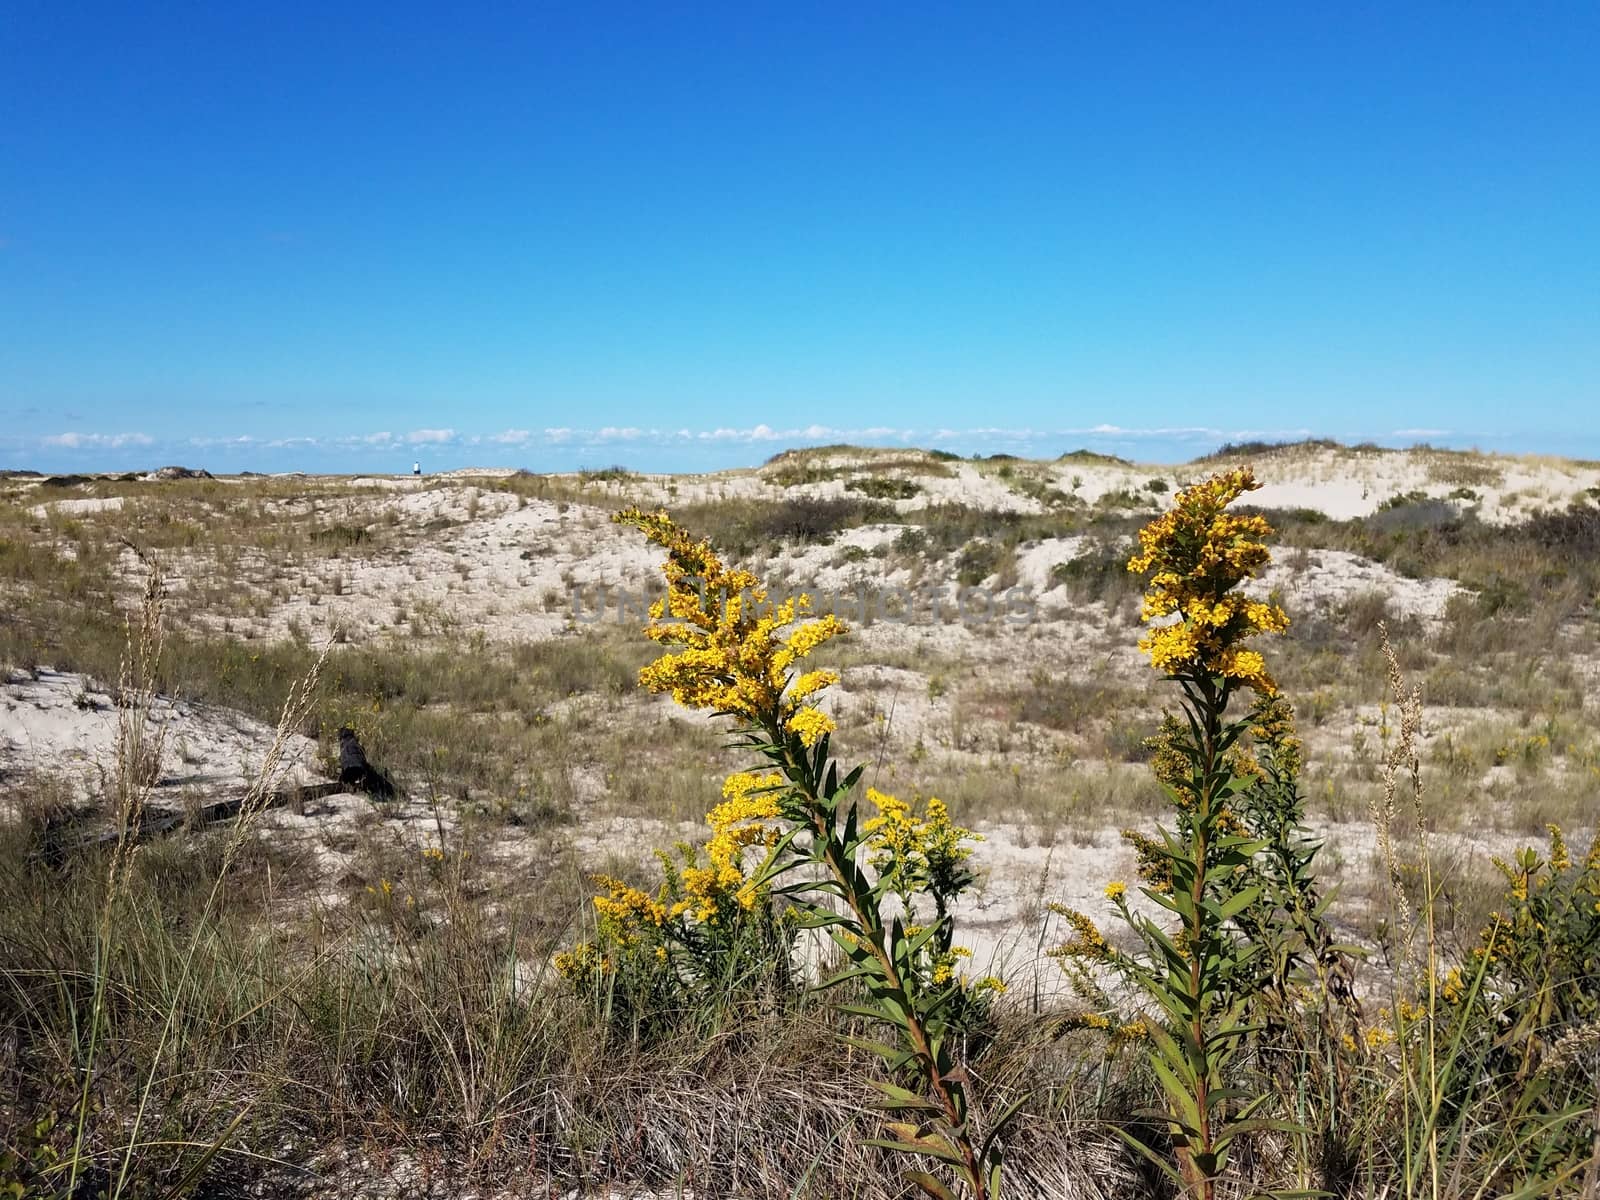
[43,431,153,449]
[694,424,806,442]
[1077,424,1220,439]
[33,423,1466,464]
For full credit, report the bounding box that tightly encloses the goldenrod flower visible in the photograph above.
[1548,823,1571,871]
[1440,966,1465,1005]
[863,788,981,894]
[1248,693,1303,777]
[614,507,845,742]
[553,942,610,983]
[1127,468,1289,694]
[1110,1018,1149,1048]
[592,875,670,932]
[786,706,836,748]
[1397,999,1428,1023]
[1048,904,1114,961]
[1104,880,1127,901]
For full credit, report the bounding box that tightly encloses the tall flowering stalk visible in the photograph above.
[608,507,1009,1200]
[1054,469,1290,1198]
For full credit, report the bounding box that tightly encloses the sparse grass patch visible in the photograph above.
[844,475,921,500]
[670,495,895,556]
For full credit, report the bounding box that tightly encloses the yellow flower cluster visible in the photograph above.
[553,941,611,983]
[862,789,981,885]
[920,798,978,875]
[592,875,670,940]
[1440,966,1465,1005]
[1122,827,1175,895]
[1067,1010,1148,1048]
[1048,904,1114,962]
[708,770,785,831]
[1110,1018,1150,1048]
[863,787,920,869]
[613,507,846,745]
[1548,823,1571,872]
[1248,692,1303,776]
[929,945,973,985]
[681,771,787,922]
[1126,468,1289,694]
[564,768,793,981]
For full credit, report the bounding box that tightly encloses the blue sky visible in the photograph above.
[2,2,1597,473]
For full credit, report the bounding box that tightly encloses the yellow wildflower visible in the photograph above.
[786,706,836,747]
[613,507,845,743]
[554,942,610,982]
[1110,1019,1149,1048]
[592,875,669,933]
[1440,967,1464,1005]
[1127,468,1289,694]
[1548,823,1571,871]
[1104,880,1127,901]
[1048,904,1113,961]
[863,789,981,895]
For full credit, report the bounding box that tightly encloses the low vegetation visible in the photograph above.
[2,450,1598,1196]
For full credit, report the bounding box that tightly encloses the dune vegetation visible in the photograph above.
[2,447,1598,1197]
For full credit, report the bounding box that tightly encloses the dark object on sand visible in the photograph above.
[338,726,397,800]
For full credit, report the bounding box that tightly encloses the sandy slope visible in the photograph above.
[0,668,322,802]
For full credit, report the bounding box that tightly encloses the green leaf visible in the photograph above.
[865,1079,943,1112]
[1109,1125,1185,1186]
[863,1136,966,1165]
[818,965,878,991]
[1216,885,1263,922]
[1147,1057,1202,1135]
[837,1001,897,1024]
[840,1034,905,1062]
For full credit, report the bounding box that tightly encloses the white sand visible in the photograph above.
[0,668,321,803]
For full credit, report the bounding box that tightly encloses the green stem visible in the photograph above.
[780,736,988,1200]
[1185,676,1221,1200]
